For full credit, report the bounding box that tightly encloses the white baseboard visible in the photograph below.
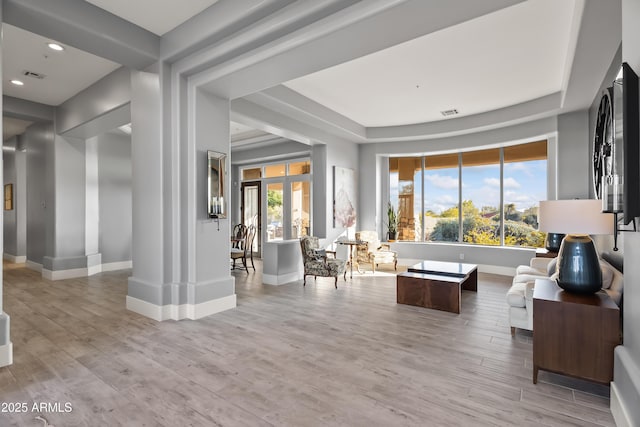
[26,260,42,272]
[87,264,102,276]
[611,381,632,427]
[43,267,88,281]
[263,271,302,285]
[126,294,237,321]
[0,342,13,367]
[3,254,26,263]
[41,260,133,280]
[102,261,132,272]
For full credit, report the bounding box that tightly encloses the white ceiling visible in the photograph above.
[284,0,578,128]
[2,24,121,106]
[85,0,219,36]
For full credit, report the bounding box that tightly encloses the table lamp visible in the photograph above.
[538,200,614,293]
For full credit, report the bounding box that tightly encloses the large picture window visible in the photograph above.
[389,140,547,248]
[424,153,459,242]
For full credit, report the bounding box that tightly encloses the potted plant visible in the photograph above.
[387,203,398,241]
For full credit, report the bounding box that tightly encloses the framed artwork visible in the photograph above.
[333,166,356,228]
[4,183,13,211]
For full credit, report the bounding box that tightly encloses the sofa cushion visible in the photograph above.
[516,265,544,275]
[513,273,548,284]
[506,281,528,308]
[601,262,614,289]
[546,258,558,276]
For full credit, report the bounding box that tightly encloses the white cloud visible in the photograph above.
[425,174,459,190]
[484,178,500,187]
[505,162,534,177]
[504,177,521,188]
[483,177,520,188]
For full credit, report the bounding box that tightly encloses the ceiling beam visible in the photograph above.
[3,0,159,69]
[3,95,54,122]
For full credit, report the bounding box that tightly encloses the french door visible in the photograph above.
[241,181,261,255]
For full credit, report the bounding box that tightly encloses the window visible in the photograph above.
[289,160,311,175]
[266,183,283,241]
[424,153,459,242]
[242,168,261,180]
[241,158,312,242]
[264,164,286,178]
[389,140,547,247]
[503,140,547,247]
[291,181,310,238]
[389,158,421,241]
[461,149,500,245]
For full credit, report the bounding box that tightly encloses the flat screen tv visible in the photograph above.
[617,63,640,224]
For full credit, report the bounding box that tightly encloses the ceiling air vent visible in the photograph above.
[22,70,46,80]
[440,109,459,117]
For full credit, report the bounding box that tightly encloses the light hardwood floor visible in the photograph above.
[1,261,615,426]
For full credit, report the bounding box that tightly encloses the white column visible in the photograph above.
[126,71,236,320]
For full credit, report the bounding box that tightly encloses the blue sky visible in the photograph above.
[390,160,547,216]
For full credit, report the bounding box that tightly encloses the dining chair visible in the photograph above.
[231,224,256,272]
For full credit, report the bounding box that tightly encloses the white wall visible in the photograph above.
[612,1,640,425]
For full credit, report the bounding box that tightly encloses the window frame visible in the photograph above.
[388,140,548,248]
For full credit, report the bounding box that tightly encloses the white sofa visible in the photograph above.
[506,255,623,336]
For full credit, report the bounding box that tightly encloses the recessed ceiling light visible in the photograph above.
[47,43,64,51]
[10,80,24,86]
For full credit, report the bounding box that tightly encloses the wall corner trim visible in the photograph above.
[26,260,43,272]
[612,345,640,427]
[3,254,27,263]
[612,381,632,427]
[0,343,13,368]
[126,294,236,321]
[263,271,302,286]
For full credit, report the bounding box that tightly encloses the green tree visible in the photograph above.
[440,206,459,218]
[267,190,282,208]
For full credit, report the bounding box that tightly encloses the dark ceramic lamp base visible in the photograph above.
[556,234,602,294]
[544,233,565,252]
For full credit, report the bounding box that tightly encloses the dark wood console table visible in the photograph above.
[532,279,621,384]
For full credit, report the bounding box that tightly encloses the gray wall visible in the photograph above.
[97,132,132,264]
[3,137,19,257]
[25,122,55,265]
[556,111,590,199]
[324,139,359,244]
[51,135,86,260]
[613,1,640,425]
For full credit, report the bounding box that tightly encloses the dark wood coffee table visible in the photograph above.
[397,261,478,314]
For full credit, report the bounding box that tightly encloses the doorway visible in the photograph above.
[241,181,261,256]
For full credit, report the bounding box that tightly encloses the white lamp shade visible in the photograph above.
[538,200,614,235]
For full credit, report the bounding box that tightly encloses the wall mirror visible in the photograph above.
[208,150,226,218]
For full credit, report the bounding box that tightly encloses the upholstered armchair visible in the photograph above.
[299,236,347,288]
[354,231,398,273]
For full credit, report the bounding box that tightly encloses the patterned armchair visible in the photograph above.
[300,236,347,288]
[355,231,397,273]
